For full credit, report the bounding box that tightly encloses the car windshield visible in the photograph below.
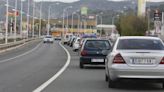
[117,39,164,50]
[84,40,111,50]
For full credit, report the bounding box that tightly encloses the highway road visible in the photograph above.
[0,40,163,92]
[0,40,67,92]
[43,42,164,92]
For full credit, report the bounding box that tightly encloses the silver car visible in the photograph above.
[105,36,164,88]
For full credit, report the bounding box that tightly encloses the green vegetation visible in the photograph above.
[116,15,148,36]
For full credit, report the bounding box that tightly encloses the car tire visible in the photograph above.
[162,82,164,89]
[79,62,84,69]
[73,49,76,52]
[105,74,108,82]
[108,76,116,88]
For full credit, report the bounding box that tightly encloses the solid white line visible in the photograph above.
[33,41,71,92]
[0,42,42,63]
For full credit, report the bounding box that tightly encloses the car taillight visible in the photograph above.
[160,57,164,64]
[113,53,125,64]
[81,50,87,56]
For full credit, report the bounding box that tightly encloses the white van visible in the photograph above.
[63,33,73,44]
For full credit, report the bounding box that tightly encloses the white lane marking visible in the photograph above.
[0,42,42,63]
[33,41,71,92]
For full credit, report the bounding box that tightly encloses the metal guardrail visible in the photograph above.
[0,38,40,50]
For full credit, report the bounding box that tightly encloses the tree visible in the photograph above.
[116,15,148,36]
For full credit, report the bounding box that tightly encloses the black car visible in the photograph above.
[79,39,111,68]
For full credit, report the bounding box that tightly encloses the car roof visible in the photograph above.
[85,38,109,41]
[45,35,52,37]
[118,36,161,40]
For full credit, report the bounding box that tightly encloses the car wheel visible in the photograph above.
[73,49,76,52]
[108,76,116,88]
[79,62,84,69]
[105,74,108,82]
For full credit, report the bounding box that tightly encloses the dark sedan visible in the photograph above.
[79,39,111,68]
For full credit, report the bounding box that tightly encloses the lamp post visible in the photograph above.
[5,0,9,44]
[26,0,30,39]
[62,6,72,40]
[32,1,35,38]
[112,14,119,33]
[72,12,80,35]
[71,12,75,33]
[14,0,17,42]
[39,1,43,37]
[20,0,23,38]
[96,12,103,37]
[48,3,59,35]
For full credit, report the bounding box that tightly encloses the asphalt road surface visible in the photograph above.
[0,40,67,92]
[43,43,164,92]
[0,40,163,92]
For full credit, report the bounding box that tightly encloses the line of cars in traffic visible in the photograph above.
[64,34,164,89]
[43,35,62,43]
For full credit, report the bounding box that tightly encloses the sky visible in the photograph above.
[34,0,164,3]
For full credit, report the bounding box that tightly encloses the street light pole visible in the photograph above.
[62,6,72,35]
[26,0,30,39]
[32,1,35,38]
[20,0,23,38]
[48,7,51,35]
[100,16,103,37]
[74,13,80,35]
[71,12,74,33]
[5,0,9,44]
[62,9,65,38]
[96,15,98,27]
[112,16,115,33]
[66,11,69,29]
[14,0,17,42]
[162,12,164,35]
[39,1,43,37]
[162,12,164,24]
[48,3,59,36]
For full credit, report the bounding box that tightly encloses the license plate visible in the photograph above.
[92,59,104,62]
[130,58,155,65]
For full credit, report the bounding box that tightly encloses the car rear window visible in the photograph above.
[77,39,80,42]
[84,40,111,50]
[46,36,52,38]
[117,39,164,50]
[66,35,69,38]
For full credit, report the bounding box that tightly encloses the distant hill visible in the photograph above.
[0,0,163,21]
